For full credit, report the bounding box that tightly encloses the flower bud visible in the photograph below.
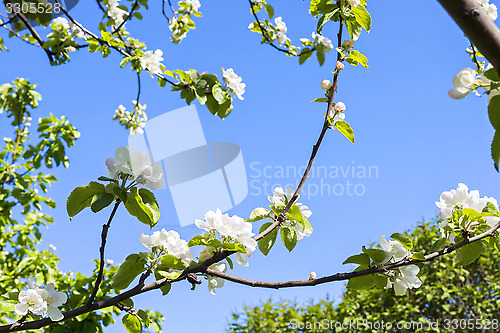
[321,79,332,90]
[334,101,346,112]
[25,122,31,127]
[106,259,114,266]
[336,61,345,71]
[67,46,76,53]
[342,39,354,51]
[309,271,317,280]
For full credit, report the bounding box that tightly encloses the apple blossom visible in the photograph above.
[207,263,227,295]
[221,67,246,100]
[140,229,193,264]
[183,0,201,12]
[15,289,45,317]
[380,235,409,264]
[477,0,498,20]
[140,49,164,77]
[312,32,334,52]
[274,17,287,34]
[107,0,129,26]
[448,68,478,99]
[393,265,422,296]
[15,277,67,321]
[334,101,346,112]
[336,61,345,71]
[40,283,68,322]
[106,259,114,266]
[321,80,332,90]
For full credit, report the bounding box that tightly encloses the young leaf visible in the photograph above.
[122,314,142,333]
[352,6,371,32]
[362,247,386,264]
[343,253,370,266]
[335,121,355,144]
[346,274,375,290]
[258,222,279,256]
[111,254,147,290]
[391,233,413,250]
[66,182,106,218]
[492,130,500,171]
[346,50,368,68]
[246,207,270,222]
[90,192,115,213]
[457,241,483,266]
[124,188,160,227]
[159,254,189,270]
[281,225,297,252]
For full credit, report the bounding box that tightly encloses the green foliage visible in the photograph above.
[111,254,147,290]
[228,221,500,333]
[124,188,160,227]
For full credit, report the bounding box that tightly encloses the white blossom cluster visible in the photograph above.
[327,101,347,126]
[180,0,201,13]
[274,17,288,45]
[379,236,422,296]
[15,277,67,322]
[435,183,500,240]
[221,67,246,100]
[312,32,334,52]
[477,0,498,20]
[140,49,164,77]
[448,67,492,99]
[268,187,313,241]
[107,0,129,26]
[50,17,85,45]
[106,146,165,190]
[195,209,257,267]
[140,229,194,265]
[113,102,147,135]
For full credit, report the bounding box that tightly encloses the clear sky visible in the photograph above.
[1,1,499,332]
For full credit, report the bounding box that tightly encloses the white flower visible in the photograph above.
[336,61,345,70]
[334,101,346,112]
[349,0,361,6]
[274,17,287,34]
[380,235,409,264]
[393,265,422,295]
[312,32,333,52]
[107,0,128,26]
[327,108,346,124]
[477,0,498,20]
[321,80,332,90]
[277,33,287,45]
[52,17,69,30]
[140,49,164,77]
[15,289,45,316]
[41,283,67,322]
[221,67,246,100]
[49,244,56,251]
[106,146,165,190]
[140,229,193,264]
[195,209,257,266]
[183,0,201,12]
[448,68,477,99]
[435,183,500,228]
[207,263,226,295]
[106,259,114,265]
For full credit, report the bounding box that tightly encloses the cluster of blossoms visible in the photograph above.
[379,236,422,296]
[140,49,165,77]
[50,17,85,53]
[435,183,499,240]
[268,187,313,241]
[274,17,288,45]
[113,102,147,135]
[15,277,67,321]
[106,0,129,26]
[312,32,334,53]
[448,66,492,99]
[180,0,201,14]
[477,0,498,20]
[195,209,257,267]
[221,67,246,100]
[327,101,347,126]
[106,146,165,190]
[169,1,201,43]
[140,229,193,266]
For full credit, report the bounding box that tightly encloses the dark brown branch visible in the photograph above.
[206,220,500,290]
[438,0,500,71]
[248,0,314,57]
[86,200,121,305]
[4,0,53,62]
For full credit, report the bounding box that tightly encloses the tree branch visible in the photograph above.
[86,200,121,305]
[437,0,500,71]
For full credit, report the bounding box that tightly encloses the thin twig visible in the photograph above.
[136,72,141,104]
[112,0,139,33]
[248,0,313,57]
[86,200,121,306]
[162,0,171,22]
[469,38,482,71]
[167,0,178,20]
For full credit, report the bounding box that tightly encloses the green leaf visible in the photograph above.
[246,207,270,222]
[457,241,483,266]
[482,201,500,216]
[346,50,368,68]
[345,18,362,41]
[299,48,313,64]
[0,300,17,312]
[485,68,500,81]
[343,253,370,266]
[287,205,305,223]
[258,222,279,256]
[346,274,375,290]
[124,188,160,227]
[90,192,115,213]
[122,314,142,333]
[281,225,297,252]
[188,233,217,247]
[391,233,413,250]
[492,130,500,171]
[66,182,105,218]
[159,254,189,270]
[137,310,150,327]
[111,254,146,290]
[430,237,446,252]
[316,50,325,66]
[220,242,247,253]
[352,6,371,32]
[311,98,328,103]
[373,274,388,289]
[362,247,386,264]
[488,96,500,130]
[335,121,355,144]
[212,84,226,104]
[411,252,426,260]
[264,4,274,18]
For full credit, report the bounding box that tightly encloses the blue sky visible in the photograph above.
[1,1,499,332]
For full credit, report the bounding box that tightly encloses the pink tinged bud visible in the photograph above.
[321,80,332,90]
[106,158,116,172]
[336,61,345,70]
[334,102,346,112]
[106,259,114,266]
